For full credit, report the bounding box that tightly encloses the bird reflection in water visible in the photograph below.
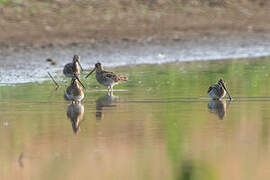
[208,100,228,120]
[66,103,85,134]
[96,92,118,120]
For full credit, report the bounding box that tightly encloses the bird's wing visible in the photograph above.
[207,85,214,93]
[102,71,121,82]
[64,63,75,73]
[208,84,223,96]
[66,86,72,95]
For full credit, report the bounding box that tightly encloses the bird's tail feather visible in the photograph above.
[120,76,128,81]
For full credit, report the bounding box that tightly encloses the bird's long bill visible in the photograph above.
[74,74,86,89]
[85,67,96,78]
[221,83,232,100]
[78,61,84,71]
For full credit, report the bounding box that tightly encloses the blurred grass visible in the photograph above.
[0,0,9,5]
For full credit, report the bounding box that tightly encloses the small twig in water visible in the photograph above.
[18,153,24,168]
[48,72,59,89]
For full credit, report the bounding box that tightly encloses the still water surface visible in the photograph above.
[1,57,270,180]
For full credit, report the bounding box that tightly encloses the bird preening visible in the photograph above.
[208,79,232,101]
[49,55,233,104]
[46,54,235,134]
[64,73,85,104]
[48,55,130,104]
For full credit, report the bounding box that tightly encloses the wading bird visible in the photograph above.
[63,55,83,78]
[85,62,128,92]
[65,75,85,103]
[208,79,232,100]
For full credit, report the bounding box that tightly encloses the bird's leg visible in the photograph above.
[110,85,113,92]
[107,89,113,96]
[108,85,112,92]
[109,91,114,96]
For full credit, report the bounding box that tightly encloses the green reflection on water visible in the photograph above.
[1,57,270,180]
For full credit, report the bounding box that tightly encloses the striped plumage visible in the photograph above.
[65,77,84,103]
[86,62,128,92]
[208,83,226,100]
[208,79,232,100]
[63,55,83,78]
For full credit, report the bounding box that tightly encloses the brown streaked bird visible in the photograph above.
[208,100,227,120]
[63,55,83,78]
[66,103,84,134]
[64,75,85,103]
[208,79,232,100]
[85,62,128,92]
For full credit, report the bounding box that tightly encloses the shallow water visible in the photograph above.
[1,57,270,180]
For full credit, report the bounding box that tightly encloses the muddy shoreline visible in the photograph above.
[1,1,270,83]
[1,31,270,84]
[1,0,270,49]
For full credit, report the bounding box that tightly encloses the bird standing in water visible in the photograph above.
[85,62,128,92]
[65,75,85,103]
[208,79,232,100]
[63,55,83,78]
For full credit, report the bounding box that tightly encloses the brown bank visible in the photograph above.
[0,0,270,49]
